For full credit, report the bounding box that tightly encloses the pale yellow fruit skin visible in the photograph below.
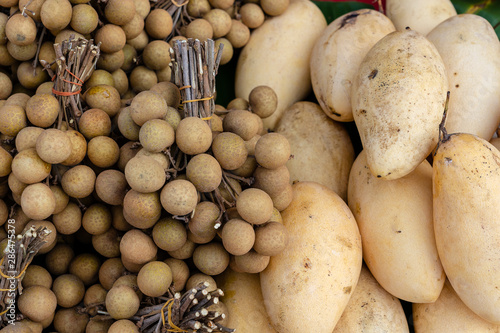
[310,9,395,122]
[427,14,500,141]
[333,266,409,333]
[433,133,500,324]
[348,150,445,303]
[260,181,362,333]
[386,0,456,35]
[215,268,277,333]
[413,280,500,332]
[351,29,448,180]
[235,0,326,131]
[275,101,354,201]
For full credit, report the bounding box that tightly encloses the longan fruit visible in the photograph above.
[50,185,69,214]
[69,253,101,286]
[135,148,169,171]
[61,129,87,166]
[95,24,126,54]
[54,29,84,44]
[221,218,255,255]
[70,4,98,34]
[225,19,250,48]
[126,29,149,51]
[109,319,139,333]
[0,104,27,137]
[223,109,260,141]
[87,136,120,168]
[78,108,112,139]
[125,155,166,193]
[53,308,89,333]
[105,0,136,25]
[0,147,12,178]
[5,14,37,46]
[19,0,45,21]
[121,13,144,40]
[0,199,7,226]
[139,119,175,153]
[111,68,129,97]
[240,3,265,29]
[105,284,140,319]
[35,81,54,95]
[86,318,114,333]
[160,179,198,216]
[85,69,115,90]
[150,81,181,109]
[129,65,158,92]
[111,205,133,232]
[227,97,249,111]
[52,201,82,235]
[187,0,211,17]
[117,141,139,172]
[137,261,172,297]
[14,126,42,152]
[117,106,140,141]
[185,18,213,42]
[254,221,287,256]
[167,238,196,260]
[236,188,273,225]
[133,0,151,19]
[0,72,12,99]
[142,40,171,71]
[188,228,215,244]
[83,284,108,316]
[61,165,96,198]
[255,132,291,169]
[176,117,213,155]
[8,172,27,197]
[164,258,190,292]
[0,44,15,66]
[121,255,146,274]
[188,201,220,239]
[234,249,270,273]
[151,217,186,252]
[25,93,59,128]
[145,9,173,40]
[52,274,85,308]
[249,85,278,118]
[0,13,7,45]
[18,285,57,322]
[214,37,233,65]
[36,128,72,164]
[38,41,56,72]
[82,203,112,235]
[204,9,232,38]
[209,0,234,9]
[85,84,121,117]
[98,258,125,290]
[122,189,162,229]
[97,50,125,74]
[20,183,55,220]
[41,0,73,31]
[6,40,37,61]
[5,92,30,108]
[186,153,222,193]
[193,242,230,276]
[95,169,127,205]
[130,90,167,126]
[253,165,290,197]
[157,66,172,83]
[25,220,57,254]
[92,227,121,258]
[45,243,75,276]
[212,131,248,170]
[120,229,157,265]
[270,182,293,211]
[185,273,217,292]
[261,0,289,16]
[22,265,53,289]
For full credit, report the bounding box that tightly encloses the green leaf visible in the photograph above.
[452,0,500,36]
[312,1,374,23]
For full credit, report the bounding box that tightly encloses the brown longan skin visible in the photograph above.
[236,188,274,225]
[0,72,12,99]
[221,219,255,255]
[0,104,27,137]
[261,0,289,16]
[18,285,57,323]
[92,227,121,258]
[186,153,222,193]
[87,136,120,168]
[187,0,211,17]
[52,201,82,235]
[117,106,140,141]
[97,50,125,76]
[105,0,136,25]
[52,274,85,308]
[223,110,260,141]
[188,201,220,239]
[121,13,144,40]
[60,129,87,166]
[36,128,72,164]
[167,238,196,260]
[20,183,56,220]
[122,189,162,229]
[83,284,108,315]
[45,243,75,276]
[142,40,171,71]
[22,265,53,289]
[125,155,166,193]
[176,117,213,155]
[137,261,172,297]
[225,19,250,48]
[139,119,175,153]
[214,38,233,66]
[98,258,125,290]
[53,308,89,333]
[5,14,37,46]
[130,90,167,126]
[131,66,158,92]
[50,185,69,214]
[150,81,181,109]
[254,221,288,256]
[212,131,248,170]
[234,249,270,273]
[95,169,127,205]
[160,179,198,216]
[14,126,43,153]
[0,13,7,45]
[164,258,190,292]
[69,253,101,286]
[70,4,98,34]
[78,108,112,140]
[25,93,60,128]
[0,147,12,178]
[193,242,230,276]
[249,85,278,118]
[106,285,140,319]
[186,18,213,42]
[253,165,290,197]
[6,41,37,61]
[40,0,73,31]
[254,132,291,169]
[270,182,293,211]
[111,68,129,96]
[85,69,115,90]
[209,0,234,9]
[85,84,121,117]
[186,273,217,292]
[95,24,126,54]
[152,217,187,252]
[82,203,112,236]
[120,229,157,265]
[204,9,232,38]
[61,165,96,199]
[146,9,173,39]
[240,3,265,29]
[19,0,45,22]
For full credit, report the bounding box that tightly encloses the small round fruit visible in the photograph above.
[254,132,291,169]
[193,242,230,276]
[78,108,111,139]
[95,169,127,205]
[142,40,171,71]
[105,284,140,319]
[221,219,255,255]
[204,9,231,38]
[164,258,190,292]
[85,84,121,117]
[40,0,73,31]
[11,148,51,184]
[125,155,166,193]
[52,274,85,308]
[130,90,167,126]
[186,154,222,193]
[137,261,172,297]
[186,273,217,292]
[36,128,72,164]
[122,189,162,229]
[234,249,270,273]
[236,188,274,225]
[139,119,175,153]
[152,217,187,252]
[18,285,57,322]
[0,104,27,137]
[212,131,247,170]
[176,117,212,155]
[104,0,136,25]
[98,258,125,290]
[188,201,220,239]
[87,136,120,168]
[25,93,60,127]
[21,265,52,289]
[120,229,157,265]
[223,109,260,141]
[70,4,99,34]
[249,85,278,118]
[61,165,96,198]
[21,183,55,220]
[82,203,112,235]
[160,179,198,216]
[225,19,250,48]
[45,243,75,276]
[108,319,139,333]
[52,201,82,235]
[240,3,265,29]
[145,9,173,39]
[5,14,37,46]
[254,221,288,256]
[94,24,126,54]
[167,239,196,260]
[69,253,101,286]
[185,18,213,42]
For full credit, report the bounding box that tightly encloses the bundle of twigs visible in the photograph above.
[0,226,51,328]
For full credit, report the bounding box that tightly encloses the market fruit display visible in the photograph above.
[1,0,500,332]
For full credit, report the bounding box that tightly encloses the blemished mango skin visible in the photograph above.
[260,181,362,333]
[433,132,500,324]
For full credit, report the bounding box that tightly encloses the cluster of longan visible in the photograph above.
[175,0,290,65]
